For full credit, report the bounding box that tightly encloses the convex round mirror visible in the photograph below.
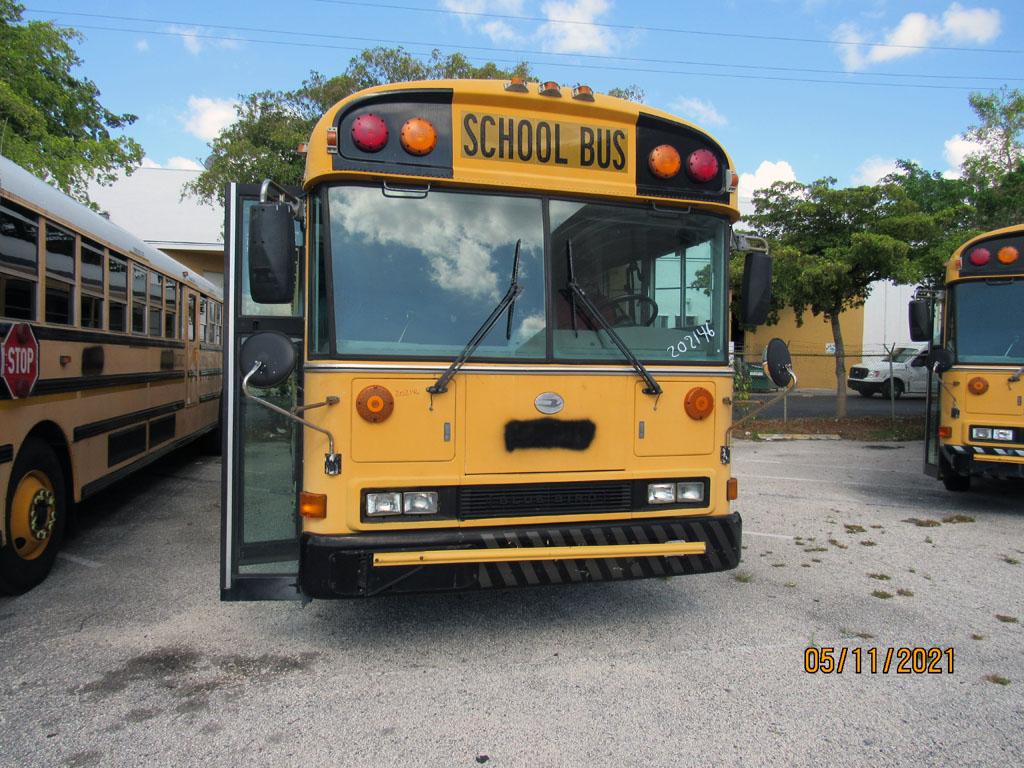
[928,347,954,374]
[762,338,794,388]
[240,331,297,388]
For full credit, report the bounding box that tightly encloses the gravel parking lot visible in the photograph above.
[2,440,1022,768]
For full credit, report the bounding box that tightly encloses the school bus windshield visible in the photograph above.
[949,278,1024,364]
[313,184,728,364]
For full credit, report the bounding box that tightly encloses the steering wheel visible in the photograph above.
[597,294,659,327]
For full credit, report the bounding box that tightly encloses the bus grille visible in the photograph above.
[458,481,633,519]
[849,367,869,379]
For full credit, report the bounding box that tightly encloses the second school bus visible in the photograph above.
[221,79,790,600]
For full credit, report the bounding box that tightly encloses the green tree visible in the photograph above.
[185,47,531,205]
[0,1,143,203]
[749,179,925,417]
[962,86,1024,179]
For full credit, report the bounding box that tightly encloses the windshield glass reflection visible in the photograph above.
[951,279,1024,364]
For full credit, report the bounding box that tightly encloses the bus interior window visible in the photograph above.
[165,279,178,338]
[0,200,39,320]
[132,264,147,335]
[199,297,208,342]
[149,272,163,337]
[44,222,75,325]
[81,240,104,329]
[108,253,128,332]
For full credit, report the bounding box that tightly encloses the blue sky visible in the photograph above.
[21,0,1023,238]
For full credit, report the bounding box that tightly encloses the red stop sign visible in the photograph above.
[1,323,40,399]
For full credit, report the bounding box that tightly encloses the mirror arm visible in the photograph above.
[259,179,304,219]
[725,367,798,440]
[241,361,341,476]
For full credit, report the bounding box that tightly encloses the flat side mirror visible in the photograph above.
[740,252,772,326]
[908,300,932,342]
[762,337,794,388]
[928,347,954,374]
[910,353,927,368]
[249,202,297,304]
[239,331,296,388]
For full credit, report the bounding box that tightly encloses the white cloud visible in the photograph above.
[942,133,985,178]
[738,160,797,217]
[166,156,205,172]
[482,20,521,43]
[135,39,149,53]
[538,0,618,54]
[834,3,1001,70]
[441,1,526,44]
[670,97,727,128]
[183,96,238,143]
[852,156,899,185]
[141,157,163,169]
[168,25,202,55]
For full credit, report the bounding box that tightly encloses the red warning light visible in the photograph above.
[351,113,389,152]
[686,149,719,183]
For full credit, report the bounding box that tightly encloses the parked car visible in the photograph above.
[847,344,929,398]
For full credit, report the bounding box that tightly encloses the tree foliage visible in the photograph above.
[185,47,531,205]
[748,178,926,416]
[962,86,1024,180]
[0,1,143,203]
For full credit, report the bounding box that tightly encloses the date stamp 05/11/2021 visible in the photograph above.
[804,647,955,675]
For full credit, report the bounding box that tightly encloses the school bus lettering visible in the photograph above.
[461,112,628,172]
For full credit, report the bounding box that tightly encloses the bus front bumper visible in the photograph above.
[299,512,742,598]
[944,444,1024,480]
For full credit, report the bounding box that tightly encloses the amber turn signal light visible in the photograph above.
[726,477,738,501]
[967,376,989,395]
[356,385,395,422]
[400,117,437,156]
[648,144,681,179]
[938,425,952,439]
[299,491,327,519]
[684,386,714,420]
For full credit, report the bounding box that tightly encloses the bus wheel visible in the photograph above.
[0,439,68,595]
[939,454,971,492]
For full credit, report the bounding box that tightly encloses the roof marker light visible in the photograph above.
[326,127,338,154]
[997,245,1019,265]
[540,81,561,96]
[351,113,389,152]
[686,149,718,183]
[969,247,990,266]
[648,144,681,179]
[727,170,739,193]
[400,117,437,156]
[504,76,529,93]
[571,84,595,101]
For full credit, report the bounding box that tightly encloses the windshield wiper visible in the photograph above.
[563,240,662,396]
[428,240,523,395]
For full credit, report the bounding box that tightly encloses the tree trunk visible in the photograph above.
[830,312,847,419]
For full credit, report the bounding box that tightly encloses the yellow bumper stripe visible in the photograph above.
[373,541,706,567]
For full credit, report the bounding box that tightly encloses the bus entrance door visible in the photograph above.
[221,183,304,601]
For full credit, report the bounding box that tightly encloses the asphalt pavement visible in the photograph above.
[744,389,926,420]
[1,440,1022,767]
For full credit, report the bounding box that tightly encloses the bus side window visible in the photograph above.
[80,239,104,329]
[131,263,148,335]
[165,279,178,338]
[0,199,40,320]
[199,297,208,342]
[188,294,196,341]
[108,253,128,332]
[44,221,75,325]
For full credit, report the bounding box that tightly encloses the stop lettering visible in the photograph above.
[1,323,40,399]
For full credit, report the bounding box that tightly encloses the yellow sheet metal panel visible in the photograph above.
[350,377,456,463]
[462,374,631,474]
[634,380,716,457]
[373,540,706,566]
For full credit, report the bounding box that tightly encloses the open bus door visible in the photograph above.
[221,182,304,600]
[919,293,944,477]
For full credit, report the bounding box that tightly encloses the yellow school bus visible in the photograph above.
[910,224,1024,491]
[0,155,223,594]
[222,79,787,600]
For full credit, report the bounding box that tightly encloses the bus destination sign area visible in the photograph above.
[460,111,629,172]
[1,322,39,399]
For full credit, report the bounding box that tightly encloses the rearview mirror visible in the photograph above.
[248,202,297,304]
[740,252,772,326]
[908,300,932,342]
[239,331,297,388]
[762,337,794,388]
[928,347,954,374]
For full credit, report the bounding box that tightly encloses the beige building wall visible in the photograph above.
[154,246,224,292]
[743,305,866,390]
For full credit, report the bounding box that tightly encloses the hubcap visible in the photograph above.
[9,471,56,561]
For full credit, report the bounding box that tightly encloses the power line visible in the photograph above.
[310,0,1024,55]
[24,8,1024,83]
[61,22,998,91]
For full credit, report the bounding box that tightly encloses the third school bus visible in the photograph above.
[221,79,790,600]
[910,224,1024,491]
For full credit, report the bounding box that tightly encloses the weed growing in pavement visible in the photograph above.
[995,614,1019,624]
[828,538,849,549]
[1001,556,1020,565]
[942,514,975,524]
[983,674,1010,686]
[844,524,866,534]
[784,582,796,588]
[841,628,875,640]
[771,563,786,568]
[860,540,877,547]
[804,546,827,553]
[925,536,934,544]
[872,590,893,599]
[903,517,942,527]
[734,572,754,583]
[868,573,891,580]
[897,589,914,597]
[971,633,985,640]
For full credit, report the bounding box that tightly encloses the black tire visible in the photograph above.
[857,390,873,398]
[939,453,971,492]
[0,438,68,595]
[882,378,904,400]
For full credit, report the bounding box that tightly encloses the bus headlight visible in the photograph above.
[366,492,402,517]
[676,482,705,502]
[647,483,676,504]
[403,491,438,515]
[971,427,992,440]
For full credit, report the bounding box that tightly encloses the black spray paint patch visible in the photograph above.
[504,419,596,452]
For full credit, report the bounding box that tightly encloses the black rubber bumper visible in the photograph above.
[945,446,1024,480]
[299,512,742,598]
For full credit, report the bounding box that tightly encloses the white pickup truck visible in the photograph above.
[847,344,929,399]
